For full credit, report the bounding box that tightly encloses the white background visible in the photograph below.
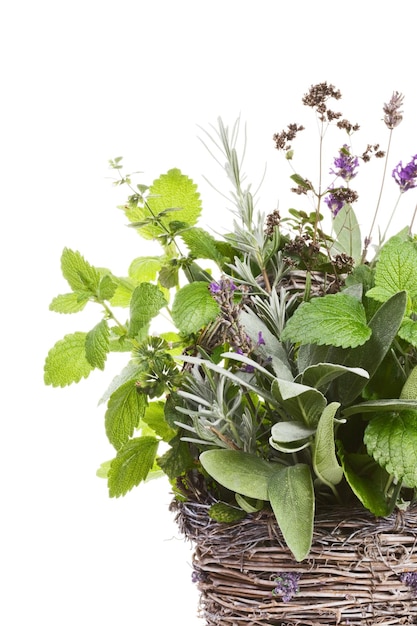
[2,1,417,624]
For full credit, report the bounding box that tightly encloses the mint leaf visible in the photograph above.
[128,283,167,338]
[367,237,417,303]
[129,257,162,282]
[281,293,370,348]
[108,436,159,497]
[105,380,147,450]
[142,401,176,441]
[180,227,225,265]
[399,317,417,347]
[124,169,202,240]
[60,248,100,293]
[44,332,94,386]
[172,282,219,334]
[49,292,89,314]
[268,464,314,561]
[364,411,417,487]
[97,274,118,301]
[85,319,110,370]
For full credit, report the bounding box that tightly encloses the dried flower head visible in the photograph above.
[383,91,404,129]
[302,82,342,122]
[273,123,304,151]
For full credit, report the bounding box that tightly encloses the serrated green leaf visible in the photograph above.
[108,436,159,497]
[44,332,94,386]
[142,401,177,441]
[313,402,343,486]
[85,319,110,370]
[98,274,118,301]
[271,379,326,426]
[200,449,276,500]
[281,293,370,348]
[337,442,390,516]
[366,237,417,304]
[398,317,417,347]
[401,365,417,400]
[128,283,167,338]
[364,411,417,487]
[331,291,408,405]
[268,464,314,561]
[180,227,225,265]
[105,380,146,450]
[129,257,162,282]
[109,277,136,307]
[96,460,112,479]
[331,203,362,262]
[60,248,100,293]
[123,169,202,239]
[172,282,220,334]
[157,434,195,480]
[49,292,89,314]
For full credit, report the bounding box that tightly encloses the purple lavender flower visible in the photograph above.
[272,572,301,602]
[330,145,359,182]
[257,331,266,346]
[324,192,344,217]
[400,571,417,595]
[392,154,417,192]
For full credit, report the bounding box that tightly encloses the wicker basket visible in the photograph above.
[174,498,417,625]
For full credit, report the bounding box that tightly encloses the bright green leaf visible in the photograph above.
[105,380,147,450]
[180,227,225,265]
[44,332,94,386]
[268,464,314,561]
[129,257,162,282]
[60,248,100,293]
[49,292,89,314]
[364,411,417,487]
[172,282,220,334]
[108,436,159,497]
[281,293,371,348]
[366,237,417,303]
[98,274,118,301]
[128,283,167,338]
[142,400,177,441]
[85,319,110,370]
[399,318,417,347]
[124,169,202,239]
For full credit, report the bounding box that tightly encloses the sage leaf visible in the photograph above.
[172,282,220,334]
[331,203,362,263]
[313,402,343,486]
[200,449,277,500]
[268,464,314,562]
[364,411,417,487]
[337,442,390,516]
[271,379,326,426]
[108,436,159,497]
[281,293,370,348]
[105,380,147,450]
[44,332,94,386]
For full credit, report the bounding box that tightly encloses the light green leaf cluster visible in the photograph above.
[281,293,371,348]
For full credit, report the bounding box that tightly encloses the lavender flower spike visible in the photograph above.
[330,145,359,182]
[324,192,345,217]
[383,91,404,129]
[392,154,417,192]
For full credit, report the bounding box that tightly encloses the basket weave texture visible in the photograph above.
[175,499,417,625]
